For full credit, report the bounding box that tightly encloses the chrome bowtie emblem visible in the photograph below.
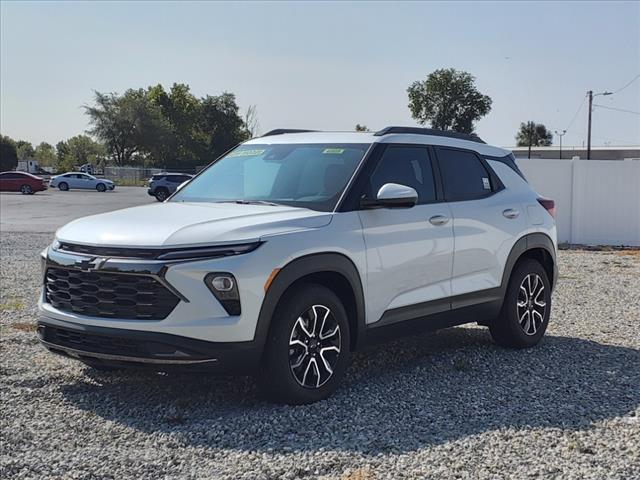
[75,257,104,272]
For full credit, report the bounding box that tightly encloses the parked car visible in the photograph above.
[49,172,115,192]
[0,171,48,194]
[79,164,95,175]
[148,172,194,201]
[37,127,557,404]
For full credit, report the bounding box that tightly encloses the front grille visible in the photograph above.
[45,267,180,320]
[43,325,150,357]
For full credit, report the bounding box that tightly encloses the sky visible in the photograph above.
[1,0,639,148]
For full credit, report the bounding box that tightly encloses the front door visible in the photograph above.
[357,145,454,324]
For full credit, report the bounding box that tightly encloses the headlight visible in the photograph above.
[51,239,61,251]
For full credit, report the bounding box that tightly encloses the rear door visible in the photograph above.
[435,147,526,300]
[0,172,19,191]
[357,145,454,324]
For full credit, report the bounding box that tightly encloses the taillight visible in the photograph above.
[537,197,556,219]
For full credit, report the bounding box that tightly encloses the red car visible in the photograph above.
[0,171,48,194]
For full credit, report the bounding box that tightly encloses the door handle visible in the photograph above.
[429,215,450,226]
[503,208,520,219]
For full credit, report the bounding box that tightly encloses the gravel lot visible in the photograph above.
[1,196,639,478]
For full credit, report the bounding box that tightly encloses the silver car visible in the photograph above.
[49,172,115,192]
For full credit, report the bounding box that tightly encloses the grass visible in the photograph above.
[0,297,24,311]
[113,179,148,187]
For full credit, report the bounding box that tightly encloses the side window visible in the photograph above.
[368,146,436,204]
[436,148,493,201]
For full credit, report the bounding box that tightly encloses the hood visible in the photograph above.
[55,201,332,247]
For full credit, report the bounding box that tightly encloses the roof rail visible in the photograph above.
[374,126,485,144]
[262,129,317,137]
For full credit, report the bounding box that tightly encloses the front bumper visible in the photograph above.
[37,317,262,373]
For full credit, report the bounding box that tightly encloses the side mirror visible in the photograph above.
[361,183,418,209]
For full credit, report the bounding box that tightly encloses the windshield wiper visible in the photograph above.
[216,199,282,206]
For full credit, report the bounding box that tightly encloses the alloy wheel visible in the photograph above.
[288,304,341,388]
[21,185,32,194]
[517,273,546,336]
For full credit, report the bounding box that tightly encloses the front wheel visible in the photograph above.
[259,284,351,404]
[96,183,106,192]
[155,188,169,202]
[490,258,551,348]
[20,184,33,194]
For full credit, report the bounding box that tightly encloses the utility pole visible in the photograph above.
[554,130,566,159]
[587,91,593,160]
[586,90,612,160]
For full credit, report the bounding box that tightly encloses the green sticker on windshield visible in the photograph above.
[229,149,266,157]
[323,148,345,154]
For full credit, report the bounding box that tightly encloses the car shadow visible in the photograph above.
[59,327,640,454]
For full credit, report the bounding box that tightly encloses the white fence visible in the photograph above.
[516,159,640,246]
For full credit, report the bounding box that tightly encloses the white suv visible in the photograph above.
[38,127,557,404]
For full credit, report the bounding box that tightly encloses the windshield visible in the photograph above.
[171,143,370,211]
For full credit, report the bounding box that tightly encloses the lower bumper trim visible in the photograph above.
[40,339,219,365]
[37,317,263,373]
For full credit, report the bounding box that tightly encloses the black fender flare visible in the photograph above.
[254,252,366,351]
[500,232,557,294]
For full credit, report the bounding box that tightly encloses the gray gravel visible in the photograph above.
[1,232,639,479]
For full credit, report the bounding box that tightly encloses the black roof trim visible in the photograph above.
[262,129,317,137]
[373,126,485,144]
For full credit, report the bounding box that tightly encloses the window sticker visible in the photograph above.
[482,177,491,190]
[229,149,266,157]
[323,148,345,154]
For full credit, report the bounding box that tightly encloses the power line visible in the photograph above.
[564,94,587,132]
[610,74,640,95]
[593,104,640,115]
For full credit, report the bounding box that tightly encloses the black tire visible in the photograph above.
[58,182,69,191]
[259,283,351,404]
[96,183,106,192]
[155,188,169,202]
[20,184,33,195]
[490,258,551,348]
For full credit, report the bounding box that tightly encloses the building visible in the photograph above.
[509,146,639,161]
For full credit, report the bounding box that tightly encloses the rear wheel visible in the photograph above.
[96,183,106,192]
[259,284,351,404]
[490,259,551,348]
[58,182,69,191]
[155,188,169,202]
[20,184,33,194]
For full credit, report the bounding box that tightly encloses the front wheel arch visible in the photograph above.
[256,253,365,353]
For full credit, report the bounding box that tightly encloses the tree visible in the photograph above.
[355,124,369,132]
[407,68,492,134]
[199,92,250,162]
[15,140,35,160]
[516,121,553,158]
[57,135,106,171]
[244,105,259,138]
[0,135,18,171]
[85,89,170,166]
[34,142,57,168]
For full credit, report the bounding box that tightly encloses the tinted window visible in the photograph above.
[437,148,493,201]
[0,173,20,179]
[368,146,436,204]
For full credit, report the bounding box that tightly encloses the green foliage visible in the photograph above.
[516,121,553,148]
[15,140,35,160]
[407,68,492,134]
[85,83,251,167]
[56,135,106,172]
[0,135,19,171]
[355,124,369,132]
[34,142,57,167]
